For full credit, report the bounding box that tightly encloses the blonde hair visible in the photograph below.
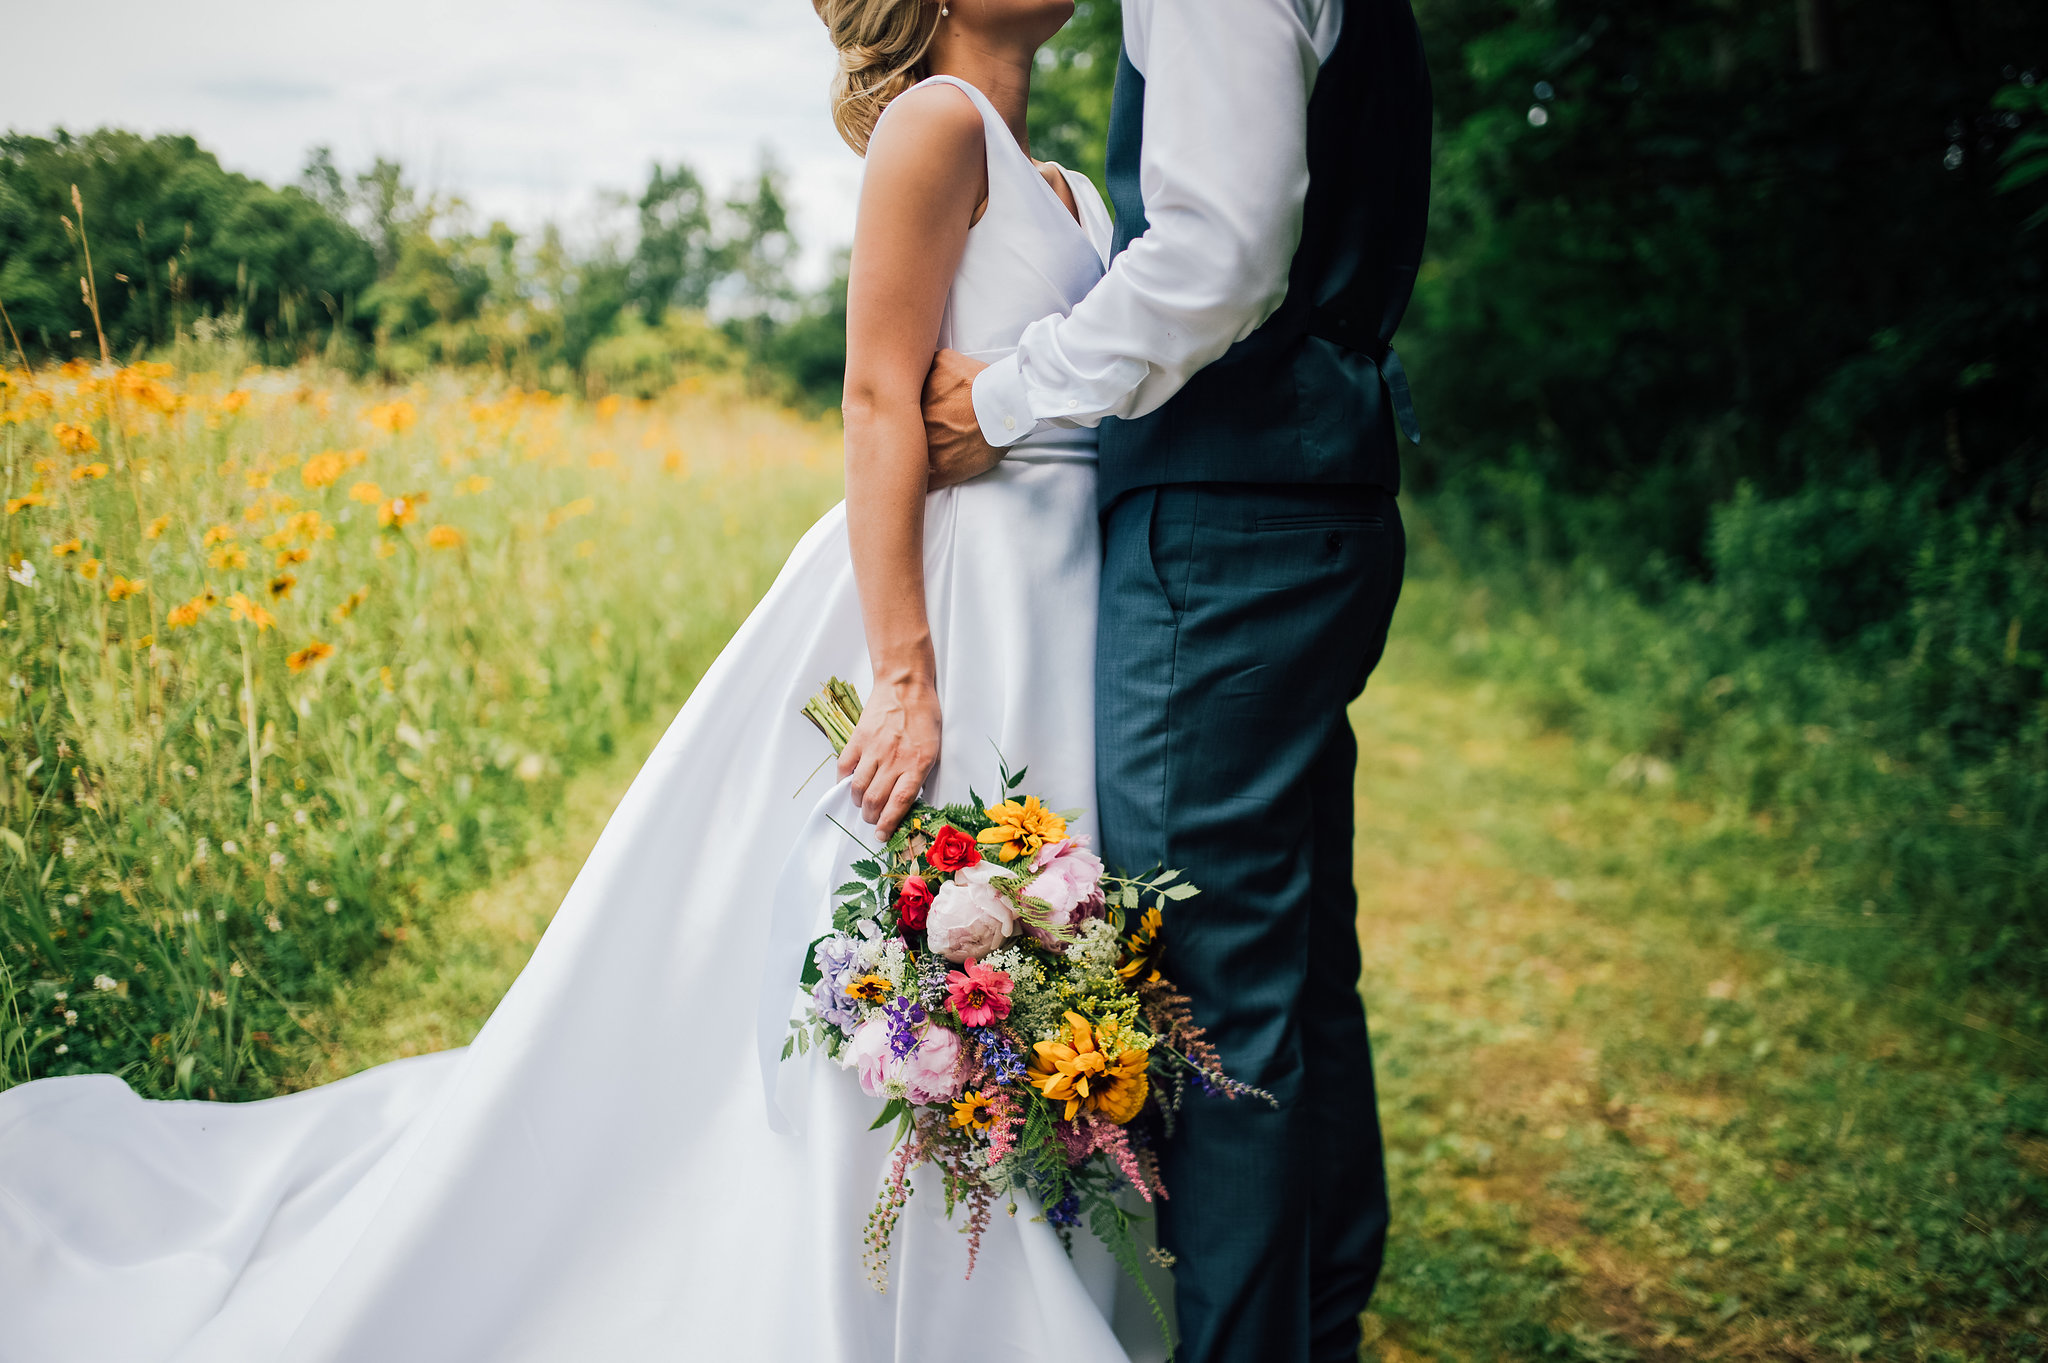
[813,0,942,156]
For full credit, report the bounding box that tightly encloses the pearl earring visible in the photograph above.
[940,5,949,13]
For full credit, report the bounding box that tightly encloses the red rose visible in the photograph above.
[895,876,934,931]
[925,824,983,874]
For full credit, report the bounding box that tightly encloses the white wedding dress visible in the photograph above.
[0,78,1159,1363]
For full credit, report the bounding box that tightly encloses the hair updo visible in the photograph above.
[813,0,943,156]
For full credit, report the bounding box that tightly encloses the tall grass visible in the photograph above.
[0,360,842,1099]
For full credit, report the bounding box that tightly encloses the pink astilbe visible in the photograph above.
[1055,1115,1160,1202]
[862,1132,924,1292]
[984,1091,1024,1167]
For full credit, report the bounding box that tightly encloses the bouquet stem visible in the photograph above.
[802,677,865,756]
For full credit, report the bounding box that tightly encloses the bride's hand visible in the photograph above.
[838,676,942,835]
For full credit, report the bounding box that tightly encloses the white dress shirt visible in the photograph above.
[971,0,1344,448]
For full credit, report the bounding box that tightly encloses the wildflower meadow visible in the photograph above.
[0,356,841,1100]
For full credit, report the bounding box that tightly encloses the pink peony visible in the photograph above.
[945,959,1015,1026]
[1021,839,1106,945]
[902,1025,964,1104]
[847,1014,901,1098]
[926,863,1019,963]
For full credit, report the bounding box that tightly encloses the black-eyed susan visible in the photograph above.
[5,493,45,515]
[276,547,311,567]
[300,450,347,489]
[165,589,218,629]
[225,591,275,631]
[75,557,100,581]
[377,493,425,529]
[105,576,146,602]
[51,422,98,455]
[267,573,296,600]
[201,523,236,547]
[208,544,249,571]
[949,1090,997,1132]
[286,640,335,672]
[846,974,893,1005]
[331,586,370,621]
[143,514,170,539]
[51,538,82,557]
[70,462,109,482]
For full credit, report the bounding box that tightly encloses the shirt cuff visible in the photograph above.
[971,353,1034,449]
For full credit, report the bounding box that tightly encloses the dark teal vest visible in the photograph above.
[1097,0,1431,508]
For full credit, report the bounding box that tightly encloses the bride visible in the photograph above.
[0,2,1162,1359]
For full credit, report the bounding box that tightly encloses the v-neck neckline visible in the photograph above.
[937,75,1089,235]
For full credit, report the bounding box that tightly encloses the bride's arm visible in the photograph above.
[835,85,988,835]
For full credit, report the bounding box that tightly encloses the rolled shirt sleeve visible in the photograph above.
[972,0,1335,448]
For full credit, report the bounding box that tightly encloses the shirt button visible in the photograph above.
[1003,415,1017,431]
[1065,399,1078,410]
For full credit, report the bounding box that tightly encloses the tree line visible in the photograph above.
[0,130,847,406]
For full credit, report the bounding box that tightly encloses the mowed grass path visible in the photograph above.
[286,576,2045,1361]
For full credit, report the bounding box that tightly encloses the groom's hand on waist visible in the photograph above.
[922,349,1004,490]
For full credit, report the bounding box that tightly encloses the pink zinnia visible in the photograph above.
[944,959,1014,1027]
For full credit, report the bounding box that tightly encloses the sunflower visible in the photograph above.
[1027,1011,1150,1123]
[1116,904,1165,985]
[976,795,1067,863]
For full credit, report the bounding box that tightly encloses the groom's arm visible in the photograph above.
[964,0,1334,451]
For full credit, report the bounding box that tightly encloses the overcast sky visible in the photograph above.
[1,0,864,284]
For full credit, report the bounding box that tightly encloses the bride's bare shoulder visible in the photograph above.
[868,81,984,168]
[861,81,987,223]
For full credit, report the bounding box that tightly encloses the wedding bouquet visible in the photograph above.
[785,680,1269,1334]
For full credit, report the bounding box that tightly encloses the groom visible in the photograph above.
[922,0,1430,1359]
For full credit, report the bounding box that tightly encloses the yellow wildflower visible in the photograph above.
[332,586,370,621]
[208,543,249,571]
[70,462,109,482]
[976,795,1067,863]
[214,390,251,416]
[5,493,45,515]
[377,493,425,529]
[76,557,101,580]
[144,515,170,539]
[202,523,236,547]
[52,422,98,454]
[459,475,493,495]
[286,640,335,672]
[662,450,688,476]
[348,481,385,505]
[425,524,464,550]
[595,394,621,420]
[375,539,397,559]
[244,469,272,491]
[301,450,347,489]
[165,589,218,629]
[365,400,417,434]
[226,591,275,630]
[106,576,146,602]
[950,1090,998,1132]
[52,539,82,558]
[267,573,296,600]
[276,547,311,567]
[546,496,596,530]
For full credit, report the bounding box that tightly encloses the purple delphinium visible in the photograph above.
[916,951,951,1008]
[1045,1190,1082,1228]
[883,995,928,1059]
[971,1026,1026,1084]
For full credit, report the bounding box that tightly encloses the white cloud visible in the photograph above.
[0,0,864,284]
